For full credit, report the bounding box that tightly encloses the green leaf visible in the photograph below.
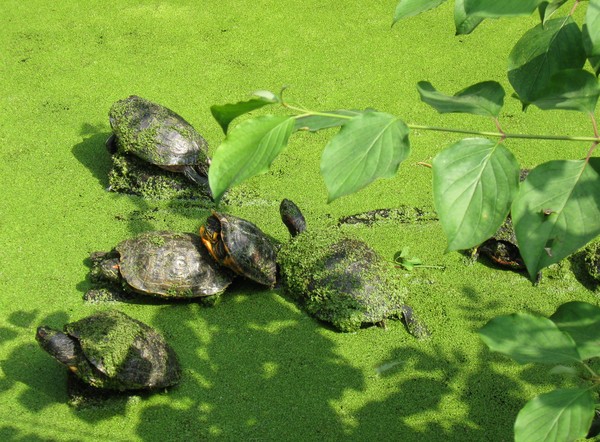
[508,18,586,107]
[551,301,600,360]
[208,115,295,203]
[538,0,568,25]
[479,313,582,364]
[432,138,520,252]
[417,81,505,117]
[464,0,545,17]
[454,0,485,35]
[293,110,363,132]
[321,111,409,202]
[515,388,595,442]
[511,159,600,280]
[530,69,600,113]
[583,0,600,76]
[210,92,279,134]
[392,0,447,25]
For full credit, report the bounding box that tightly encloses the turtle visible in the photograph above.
[36,309,181,391]
[107,95,211,189]
[277,199,429,336]
[199,211,278,287]
[468,169,532,271]
[86,231,234,305]
[474,216,525,270]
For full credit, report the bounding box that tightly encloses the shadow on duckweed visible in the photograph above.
[72,129,112,191]
[0,293,556,440]
[0,310,71,413]
[348,343,524,440]
[134,292,365,440]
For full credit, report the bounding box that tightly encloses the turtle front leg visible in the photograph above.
[400,304,430,339]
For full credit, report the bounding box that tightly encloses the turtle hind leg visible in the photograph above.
[400,305,430,339]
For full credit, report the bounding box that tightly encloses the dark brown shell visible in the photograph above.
[200,213,277,286]
[117,231,233,297]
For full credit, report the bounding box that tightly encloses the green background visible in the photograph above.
[1,1,597,440]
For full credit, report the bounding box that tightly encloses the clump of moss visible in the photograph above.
[108,153,210,200]
[338,206,438,226]
[278,229,408,332]
[83,288,135,304]
[583,240,600,281]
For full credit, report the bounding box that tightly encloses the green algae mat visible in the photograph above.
[1,1,598,440]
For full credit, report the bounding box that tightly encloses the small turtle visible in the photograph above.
[471,169,530,271]
[36,310,181,391]
[475,216,525,270]
[199,212,278,287]
[107,95,210,188]
[277,199,429,336]
[86,231,233,304]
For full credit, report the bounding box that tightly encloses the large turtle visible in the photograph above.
[199,211,278,287]
[277,199,429,336]
[36,310,181,391]
[107,95,210,188]
[86,231,233,305]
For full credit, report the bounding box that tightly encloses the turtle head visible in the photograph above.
[199,212,229,264]
[36,326,80,367]
[280,199,306,237]
[89,252,121,284]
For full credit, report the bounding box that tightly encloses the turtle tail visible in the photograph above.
[280,199,307,237]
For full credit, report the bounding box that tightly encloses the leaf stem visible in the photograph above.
[585,113,600,163]
[407,124,600,143]
[279,99,600,143]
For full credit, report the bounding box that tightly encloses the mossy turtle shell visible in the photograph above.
[50,310,180,390]
[200,212,277,286]
[116,231,233,298]
[278,230,409,332]
[108,95,209,174]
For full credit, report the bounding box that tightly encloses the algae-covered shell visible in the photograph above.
[108,96,210,185]
[199,212,277,287]
[278,199,427,336]
[36,310,181,391]
[278,229,414,333]
[95,231,233,299]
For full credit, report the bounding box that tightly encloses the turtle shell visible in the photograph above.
[44,310,180,391]
[278,230,409,332]
[116,231,233,298]
[200,212,277,287]
[108,95,209,173]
